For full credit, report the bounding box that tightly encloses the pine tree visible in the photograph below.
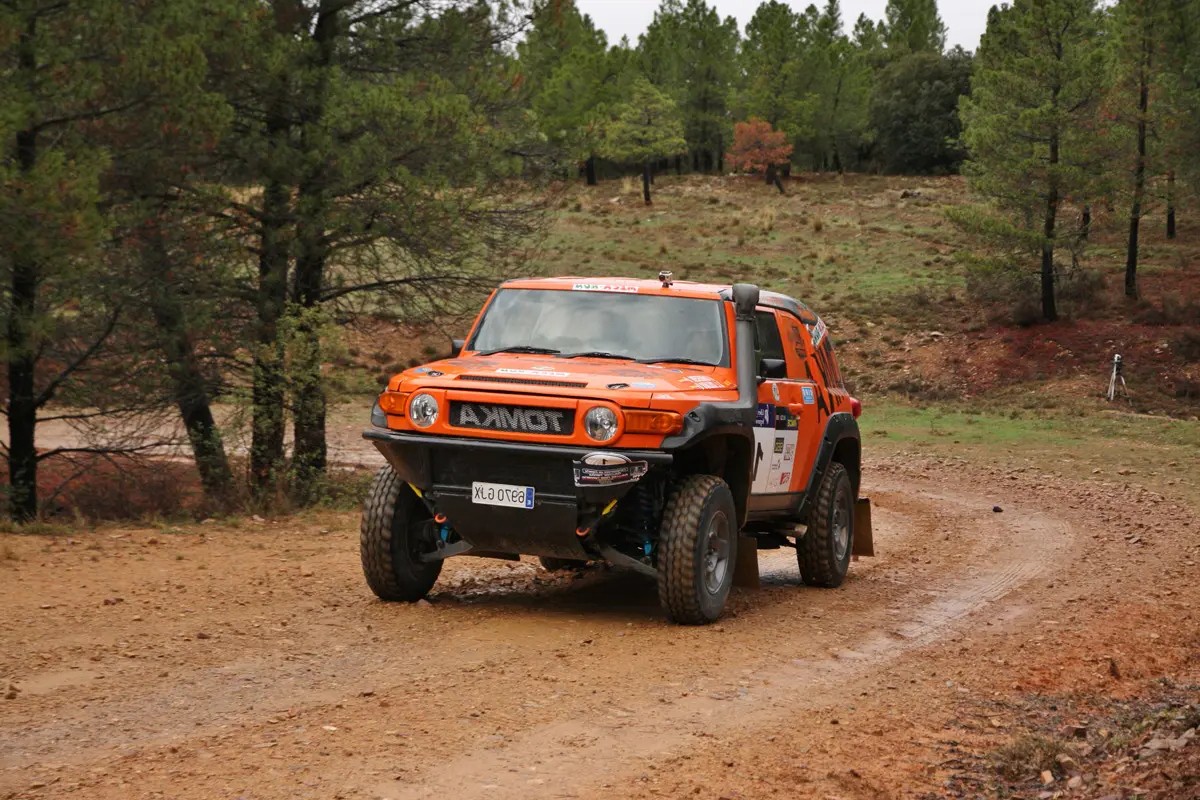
[518,0,613,183]
[803,1,873,172]
[600,78,688,204]
[959,0,1106,322]
[1108,0,1175,298]
[638,0,739,173]
[212,1,547,500]
[739,1,806,131]
[883,0,948,55]
[0,0,230,520]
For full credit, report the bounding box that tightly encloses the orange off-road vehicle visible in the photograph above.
[361,274,872,624]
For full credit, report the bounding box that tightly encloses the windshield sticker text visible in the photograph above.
[571,282,639,293]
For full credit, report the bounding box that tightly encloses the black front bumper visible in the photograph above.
[364,429,672,560]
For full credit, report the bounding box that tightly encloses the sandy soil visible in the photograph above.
[1,454,1197,800]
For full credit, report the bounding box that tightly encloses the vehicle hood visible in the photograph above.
[392,354,736,395]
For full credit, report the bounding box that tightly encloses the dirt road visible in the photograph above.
[1,455,1197,799]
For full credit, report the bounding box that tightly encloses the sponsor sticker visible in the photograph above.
[784,443,795,460]
[574,460,649,487]
[802,385,816,405]
[809,318,828,347]
[780,472,791,486]
[572,282,639,293]
[755,404,776,428]
[771,383,781,402]
[632,381,656,389]
[773,437,785,454]
[684,375,724,390]
[497,367,571,378]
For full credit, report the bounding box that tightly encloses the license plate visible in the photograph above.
[471,482,535,509]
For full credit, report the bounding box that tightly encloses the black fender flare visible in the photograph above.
[798,412,861,521]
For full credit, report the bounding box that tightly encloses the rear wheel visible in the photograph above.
[360,465,442,601]
[798,462,853,588]
[656,474,738,625]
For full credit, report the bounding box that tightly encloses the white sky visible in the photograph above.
[575,0,994,52]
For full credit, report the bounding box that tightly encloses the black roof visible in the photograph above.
[719,287,819,324]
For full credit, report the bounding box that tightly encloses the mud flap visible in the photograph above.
[733,535,759,589]
[852,497,874,558]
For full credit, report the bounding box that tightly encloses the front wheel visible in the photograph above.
[360,465,442,601]
[798,462,853,588]
[656,475,738,625]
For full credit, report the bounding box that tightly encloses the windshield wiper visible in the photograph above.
[557,350,635,360]
[637,357,718,366]
[478,345,562,356]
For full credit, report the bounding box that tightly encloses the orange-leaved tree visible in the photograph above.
[726,118,794,194]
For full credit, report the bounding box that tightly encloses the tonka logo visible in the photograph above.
[451,402,571,435]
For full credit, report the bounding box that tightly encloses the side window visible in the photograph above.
[782,318,812,380]
[754,310,785,361]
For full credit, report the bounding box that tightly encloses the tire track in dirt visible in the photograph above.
[0,473,1074,800]
[368,480,1072,800]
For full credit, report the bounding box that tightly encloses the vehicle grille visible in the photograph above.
[458,375,588,389]
[448,401,575,436]
[431,449,576,495]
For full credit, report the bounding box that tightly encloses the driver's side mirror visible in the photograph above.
[451,338,466,355]
[759,358,787,381]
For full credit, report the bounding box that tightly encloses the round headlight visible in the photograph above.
[409,393,439,428]
[584,406,618,442]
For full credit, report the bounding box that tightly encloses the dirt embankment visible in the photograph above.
[1,456,1197,799]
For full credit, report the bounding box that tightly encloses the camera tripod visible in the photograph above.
[1107,354,1130,403]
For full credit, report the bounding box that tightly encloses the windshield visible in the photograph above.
[468,289,729,366]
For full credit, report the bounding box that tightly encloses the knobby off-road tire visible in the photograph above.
[799,461,853,588]
[656,474,738,625]
[360,465,442,601]
[538,557,588,572]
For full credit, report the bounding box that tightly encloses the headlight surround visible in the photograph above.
[409,393,439,428]
[584,406,619,442]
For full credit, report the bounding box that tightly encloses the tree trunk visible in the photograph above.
[1125,46,1150,300]
[144,230,233,501]
[585,155,597,186]
[642,162,651,205]
[674,155,682,175]
[772,166,785,195]
[7,22,40,521]
[6,237,38,521]
[716,133,724,173]
[764,164,774,186]
[250,175,290,495]
[288,3,341,503]
[290,219,327,502]
[1042,140,1060,323]
[1081,205,1091,240]
[1167,170,1176,239]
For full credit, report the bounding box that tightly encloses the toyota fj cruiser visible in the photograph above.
[361,274,872,624]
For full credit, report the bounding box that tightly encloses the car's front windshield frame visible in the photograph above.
[467,288,731,367]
